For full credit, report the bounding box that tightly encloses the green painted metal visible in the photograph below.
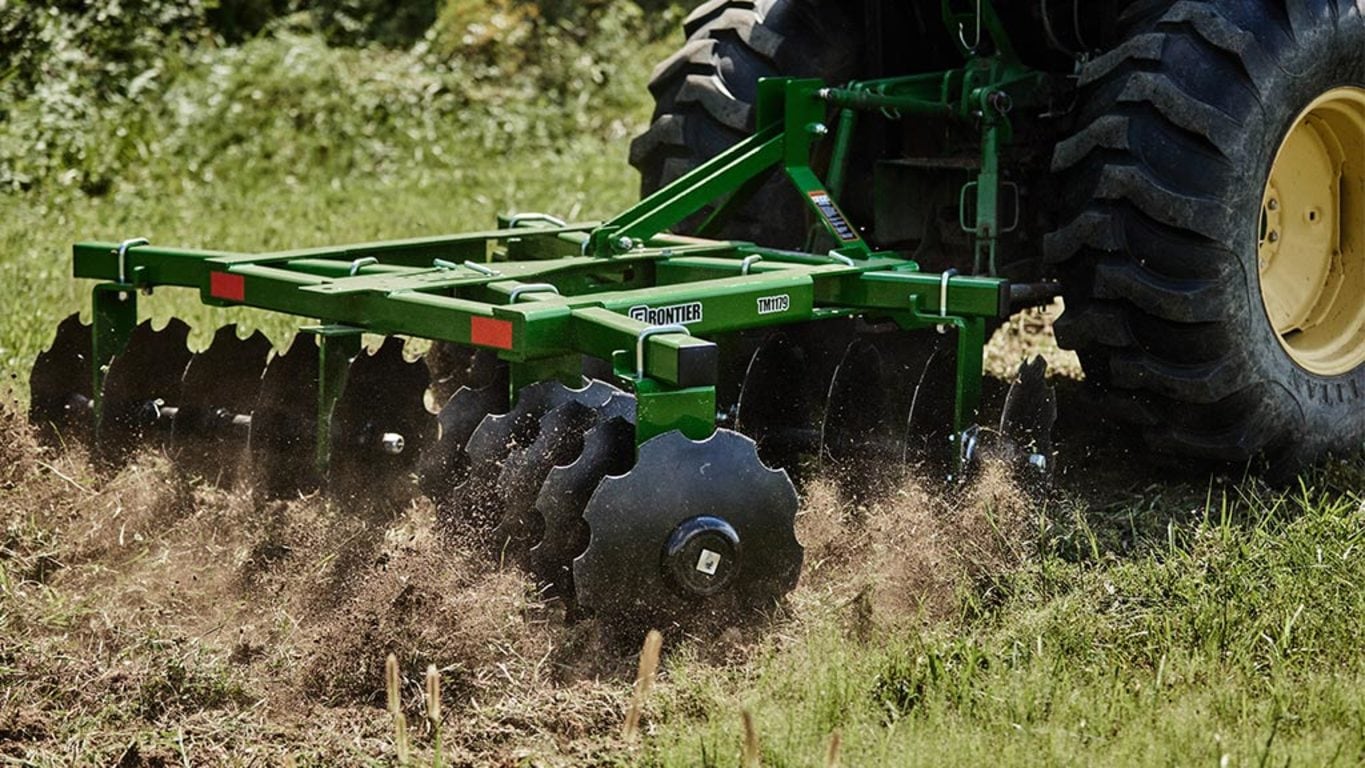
[309,326,363,472]
[65,68,1046,469]
[90,283,137,433]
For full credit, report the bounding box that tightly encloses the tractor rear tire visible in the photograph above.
[629,0,860,248]
[1048,1,1365,473]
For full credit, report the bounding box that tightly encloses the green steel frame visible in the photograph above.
[70,54,1036,467]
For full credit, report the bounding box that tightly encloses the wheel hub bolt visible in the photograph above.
[379,432,405,455]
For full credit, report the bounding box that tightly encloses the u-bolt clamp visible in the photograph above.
[508,283,561,303]
[508,212,568,229]
[826,251,856,267]
[740,255,764,275]
[636,324,691,379]
[116,237,150,285]
[958,0,982,53]
[937,268,959,335]
[348,257,379,276]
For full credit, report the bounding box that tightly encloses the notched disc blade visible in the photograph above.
[489,400,600,565]
[574,429,801,627]
[419,381,510,506]
[171,325,271,485]
[529,415,636,593]
[450,379,619,531]
[329,337,434,502]
[425,341,477,405]
[249,335,321,499]
[467,348,507,390]
[98,319,193,467]
[29,313,94,448]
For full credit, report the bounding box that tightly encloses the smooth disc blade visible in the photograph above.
[735,332,815,473]
[900,334,959,472]
[819,339,893,494]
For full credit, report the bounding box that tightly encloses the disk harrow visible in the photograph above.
[30,77,1047,627]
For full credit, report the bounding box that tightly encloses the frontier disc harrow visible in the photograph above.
[31,76,1044,627]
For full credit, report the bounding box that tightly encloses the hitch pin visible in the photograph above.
[462,260,500,276]
[937,269,958,335]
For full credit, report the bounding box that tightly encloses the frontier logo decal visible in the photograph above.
[756,294,791,315]
[629,302,703,326]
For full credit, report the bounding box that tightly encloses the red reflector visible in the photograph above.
[470,317,514,350]
[209,272,245,302]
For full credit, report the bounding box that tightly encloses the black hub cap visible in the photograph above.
[663,516,741,598]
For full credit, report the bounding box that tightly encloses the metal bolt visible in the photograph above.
[807,122,829,136]
[1269,231,1280,243]
[379,432,405,455]
[1268,198,1279,211]
[615,236,635,252]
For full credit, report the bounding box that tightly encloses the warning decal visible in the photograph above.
[808,191,860,242]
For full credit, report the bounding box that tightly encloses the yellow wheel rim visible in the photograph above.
[1259,87,1365,376]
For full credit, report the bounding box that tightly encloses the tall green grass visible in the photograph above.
[642,469,1365,766]
[0,2,678,384]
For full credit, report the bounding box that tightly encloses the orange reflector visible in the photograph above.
[470,316,513,350]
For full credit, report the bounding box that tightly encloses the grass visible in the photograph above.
[643,472,1365,766]
[3,13,1365,768]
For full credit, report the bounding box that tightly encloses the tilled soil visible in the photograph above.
[0,389,1062,765]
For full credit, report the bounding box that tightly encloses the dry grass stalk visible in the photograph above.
[426,664,442,723]
[426,664,444,768]
[385,653,410,764]
[622,629,664,741]
[825,730,842,768]
[741,709,760,767]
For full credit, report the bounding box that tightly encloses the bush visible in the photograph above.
[0,0,682,198]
